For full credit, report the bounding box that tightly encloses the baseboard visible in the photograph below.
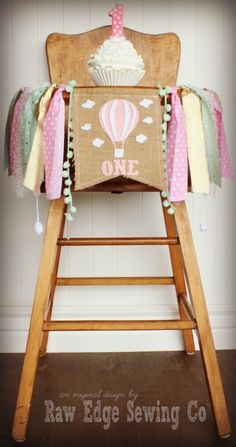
[0,303,235,352]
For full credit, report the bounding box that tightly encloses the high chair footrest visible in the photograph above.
[43,319,197,331]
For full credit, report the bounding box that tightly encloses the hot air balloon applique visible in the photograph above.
[99,99,139,158]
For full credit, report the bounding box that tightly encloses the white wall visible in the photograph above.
[0,0,235,352]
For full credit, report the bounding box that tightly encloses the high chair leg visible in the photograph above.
[12,197,65,443]
[40,209,66,356]
[162,197,195,354]
[174,201,231,438]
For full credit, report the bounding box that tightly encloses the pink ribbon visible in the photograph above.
[204,90,234,181]
[167,87,188,201]
[43,85,65,199]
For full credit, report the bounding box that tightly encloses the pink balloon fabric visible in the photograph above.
[43,84,65,200]
[204,90,234,181]
[167,87,188,202]
[99,99,139,143]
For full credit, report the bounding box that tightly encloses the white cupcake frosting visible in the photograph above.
[88,37,145,72]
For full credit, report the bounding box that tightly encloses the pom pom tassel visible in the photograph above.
[34,221,44,235]
[200,221,208,232]
[34,192,44,235]
[63,80,77,222]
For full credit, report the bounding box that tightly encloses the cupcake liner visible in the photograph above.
[89,68,145,86]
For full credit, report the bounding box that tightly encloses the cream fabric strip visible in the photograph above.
[182,92,210,193]
[24,85,56,192]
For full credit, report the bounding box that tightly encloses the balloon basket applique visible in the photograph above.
[114,145,124,158]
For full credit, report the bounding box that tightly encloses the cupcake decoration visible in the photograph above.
[88,3,145,86]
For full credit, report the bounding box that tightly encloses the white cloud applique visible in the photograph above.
[143,116,153,124]
[81,123,92,131]
[136,134,148,144]
[81,99,95,109]
[92,138,104,148]
[140,98,154,108]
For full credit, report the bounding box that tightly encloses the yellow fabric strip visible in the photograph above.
[24,85,56,192]
[182,92,210,194]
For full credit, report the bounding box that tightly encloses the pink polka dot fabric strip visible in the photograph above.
[204,90,234,181]
[43,85,65,200]
[167,87,188,202]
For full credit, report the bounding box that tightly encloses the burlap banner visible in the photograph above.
[72,87,166,190]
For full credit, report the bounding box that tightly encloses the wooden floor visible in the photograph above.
[0,351,235,447]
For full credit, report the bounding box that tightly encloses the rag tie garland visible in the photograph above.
[4,88,22,174]
[43,84,66,200]
[24,84,56,193]
[187,85,221,187]
[166,86,188,202]
[9,87,31,197]
[3,82,234,229]
[182,91,210,194]
[21,83,50,173]
[204,90,234,181]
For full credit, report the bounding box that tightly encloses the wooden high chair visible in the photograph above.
[12,27,231,441]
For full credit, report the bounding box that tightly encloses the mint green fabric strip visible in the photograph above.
[3,88,22,172]
[201,98,221,187]
[20,82,49,173]
[185,84,221,187]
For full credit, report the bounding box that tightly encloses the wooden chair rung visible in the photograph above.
[56,276,175,286]
[43,319,197,332]
[57,236,179,246]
